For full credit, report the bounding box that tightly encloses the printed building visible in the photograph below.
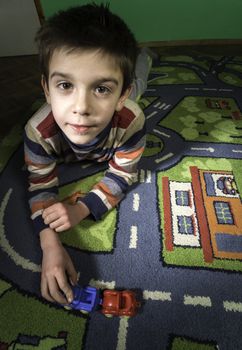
[162,166,242,262]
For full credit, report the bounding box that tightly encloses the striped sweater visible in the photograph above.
[24,99,146,234]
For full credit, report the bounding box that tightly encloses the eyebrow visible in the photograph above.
[50,71,119,86]
[50,72,73,80]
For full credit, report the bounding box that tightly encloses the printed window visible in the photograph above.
[214,202,234,225]
[177,215,194,235]
[175,190,190,206]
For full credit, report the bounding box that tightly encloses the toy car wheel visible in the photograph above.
[64,305,72,311]
[80,310,89,315]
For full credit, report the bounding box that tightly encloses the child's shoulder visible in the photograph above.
[114,99,144,129]
[124,99,143,118]
[25,103,58,139]
[27,102,51,126]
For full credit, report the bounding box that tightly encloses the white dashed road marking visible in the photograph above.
[116,317,129,350]
[153,128,170,138]
[129,226,138,249]
[139,169,152,183]
[132,193,140,211]
[223,301,242,313]
[143,290,172,302]
[159,103,166,109]
[147,111,158,120]
[154,101,161,108]
[203,88,217,91]
[142,291,242,314]
[184,295,212,308]
[89,279,115,290]
[146,170,152,183]
[140,169,145,183]
[155,152,174,163]
[191,146,214,153]
[219,88,233,92]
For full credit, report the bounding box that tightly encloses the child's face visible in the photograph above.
[42,48,130,144]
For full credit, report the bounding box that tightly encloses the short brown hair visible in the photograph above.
[35,3,138,93]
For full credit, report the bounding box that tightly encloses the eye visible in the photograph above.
[57,82,73,90]
[95,85,111,95]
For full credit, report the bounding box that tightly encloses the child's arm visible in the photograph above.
[42,200,90,232]
[40,227,78,303]
[24,107,61,235]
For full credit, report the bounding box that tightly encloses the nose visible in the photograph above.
[72,90,91,116]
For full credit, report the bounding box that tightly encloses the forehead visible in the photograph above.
[48,48,123,83]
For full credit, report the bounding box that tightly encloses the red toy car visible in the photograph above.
[101,290,140,317]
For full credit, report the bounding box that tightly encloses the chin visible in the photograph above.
[69,134,93,145]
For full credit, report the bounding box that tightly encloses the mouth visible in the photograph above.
[68,124,92,134]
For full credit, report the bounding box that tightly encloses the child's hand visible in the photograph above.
[42,201,90,232]
[40,228,77,303]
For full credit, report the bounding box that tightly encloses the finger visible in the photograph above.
[43,212,60,225]
[48,218,69,231]
[55,223,70,233]
[41,275,55,303]
[57,274,74,303]
[67,264,78,286]
[43,203,62,218]
[42,206,55,218]
[42,206,58,221]
[48,276,69,304]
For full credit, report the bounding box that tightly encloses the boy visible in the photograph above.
[24,3,150,304]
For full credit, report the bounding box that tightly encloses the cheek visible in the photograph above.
[51,103,66,125]
[103,97,121,112]
[99,102,117,120]
[50,94,70,113]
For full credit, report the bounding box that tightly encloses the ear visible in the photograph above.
[41,75,51,104]
[115,86,132,112]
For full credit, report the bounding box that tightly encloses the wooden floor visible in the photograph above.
[1,45,242,141]
[0,55,42,140]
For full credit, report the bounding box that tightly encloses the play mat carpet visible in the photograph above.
[0,50,242,350]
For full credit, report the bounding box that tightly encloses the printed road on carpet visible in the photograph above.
[0,51,242,350]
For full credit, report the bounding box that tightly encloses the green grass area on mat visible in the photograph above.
[0,278,11,296]
[143,134,164,157]
[160,54,213,71]
[171,337,217,350]
[0,286,86,349]
[219,71,242,87]
[138,96,158,110]
[159,96,242,143]
[149,66,202,85]
[226,63,242,73]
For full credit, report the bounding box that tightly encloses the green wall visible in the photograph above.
[40,0,242,42]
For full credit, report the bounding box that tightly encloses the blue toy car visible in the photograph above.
[68,285,101,313]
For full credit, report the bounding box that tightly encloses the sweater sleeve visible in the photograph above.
[24,106,59,234]
[78,100,146,220]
